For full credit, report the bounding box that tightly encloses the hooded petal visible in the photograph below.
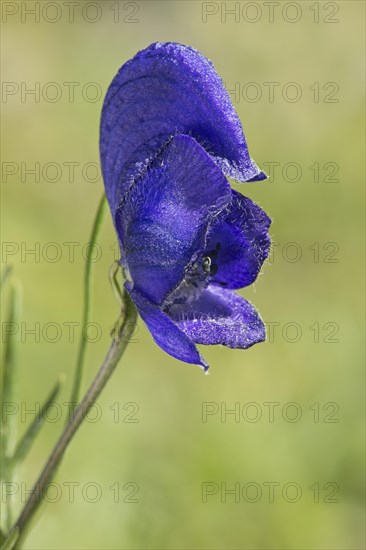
[100,42,266,214]
[168,285,265,349]
[205,190,271,289]
[116,134,232,304]
[127,285,207,370]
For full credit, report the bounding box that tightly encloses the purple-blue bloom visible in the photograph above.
[100,42,271,370]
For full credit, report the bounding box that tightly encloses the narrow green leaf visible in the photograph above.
[69,195,106,413]
[0,265,13,292]
[0,527,19,550]
[1,280,22,531]
[1,280,22,458]
[13,375,64,465]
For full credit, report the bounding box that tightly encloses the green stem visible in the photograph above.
[1,291,137,550]
[69,195,106,411]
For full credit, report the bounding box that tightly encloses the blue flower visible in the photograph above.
[100,42,271,370]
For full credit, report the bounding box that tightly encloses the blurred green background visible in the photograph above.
[1,1,365,548]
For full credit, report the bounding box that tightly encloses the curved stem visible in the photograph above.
[69,195,107,410]
[1,290,137,550]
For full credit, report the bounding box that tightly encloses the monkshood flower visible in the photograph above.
[100,42,271,370]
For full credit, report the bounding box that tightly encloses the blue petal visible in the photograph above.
[169,285,265,349]
[100,42,266,215]
[116,134,232,304]
[127,285,208,370]
[205,190,271,289]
